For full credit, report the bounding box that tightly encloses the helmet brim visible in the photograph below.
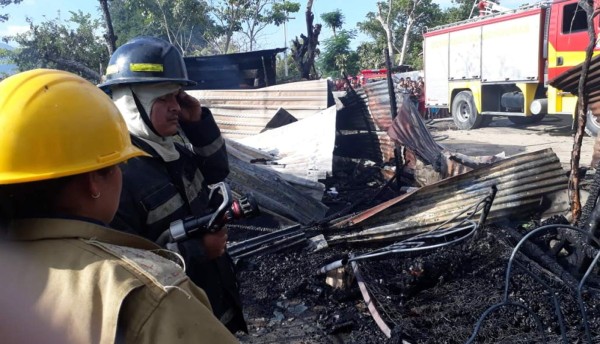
[98,77,197,90]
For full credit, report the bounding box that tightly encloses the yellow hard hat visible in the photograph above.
[0,69,148,184]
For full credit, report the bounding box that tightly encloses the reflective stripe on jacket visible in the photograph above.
[112,108,247,334]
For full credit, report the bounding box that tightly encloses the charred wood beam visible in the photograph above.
[578,162,600,237]
[386,95,445,170]
[499,227,581,293]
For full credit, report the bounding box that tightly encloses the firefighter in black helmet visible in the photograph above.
[100,36,248,335]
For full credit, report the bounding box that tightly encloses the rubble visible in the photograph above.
[195,75,600,342]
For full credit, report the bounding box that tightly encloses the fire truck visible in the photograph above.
[358,69,389,85]
[423,0,599,135]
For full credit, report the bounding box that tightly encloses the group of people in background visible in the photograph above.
[332,74,427,118]
[333,76,361,92]
[397,76,426,118]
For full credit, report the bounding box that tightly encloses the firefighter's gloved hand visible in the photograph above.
[177,90,202,122]
[202,226,228,260]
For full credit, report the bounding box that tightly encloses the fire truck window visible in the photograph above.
[562,3,587,34]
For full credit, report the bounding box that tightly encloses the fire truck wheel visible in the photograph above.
[585,109,600,137]
[452,91,482,130]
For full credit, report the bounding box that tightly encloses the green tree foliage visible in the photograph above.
[357,0,442,68]
[320,9,344,37]
[356,41,384,70]
[356,12,386,69]
[0,0,22,22]
[442,0,476,24]
[108,0,215,56]
[207,0,299,53]
[5,11,108,82]
[209,0,250,53]
[239,0,300,51]
[317,30,358,78]
[275,53,300,83]
[271,0,300,26]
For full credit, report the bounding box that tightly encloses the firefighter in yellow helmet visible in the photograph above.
[0,69,237,344]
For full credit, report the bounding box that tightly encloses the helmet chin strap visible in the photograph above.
[130,86,161,137]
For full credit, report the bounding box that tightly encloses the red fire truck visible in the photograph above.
[423,0,599,135]
[358,69,388,85]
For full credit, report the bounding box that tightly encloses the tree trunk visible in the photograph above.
[570,0,596,222]
[224,21,235,53]
[376,0,396,65]
[382,25,395,65]
[290,0,321,79]
[98,0,117,55]
[398,18,414,65]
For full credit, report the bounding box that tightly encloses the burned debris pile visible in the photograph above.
[208,79,600,343]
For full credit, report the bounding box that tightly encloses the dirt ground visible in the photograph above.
[234,114,600,344]
[429,114,595,171]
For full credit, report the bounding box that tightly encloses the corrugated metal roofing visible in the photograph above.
[549,54,600,165]
[236,106,337,182]
[187,80,331,140]
[327,148,569,244]
[333,81,401,164]
[358,80,396,131]
[548,53,600,106]
[227,153,329,225]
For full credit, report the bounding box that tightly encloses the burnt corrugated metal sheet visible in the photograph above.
[334,132,393,163]
[187,80,330,140]
[236,106,337,182]
[548,53,600,106]
[227,153,328,225]
[387,93,444,166]
[548,54,600,168]
[333,84,398,164]
[336,89,377,132]
[227,139,326,202]
[327,148,568,244]
[341,80,425,164]
[359,80,399,131]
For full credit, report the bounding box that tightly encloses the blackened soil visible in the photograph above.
[234,223,600,343]
[232,160,600,343]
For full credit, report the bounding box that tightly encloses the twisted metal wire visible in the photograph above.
[467,224,600,344]
[320,186,496,270]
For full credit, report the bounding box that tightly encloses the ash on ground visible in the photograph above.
[231,122,600,343]
[233,219,600,343]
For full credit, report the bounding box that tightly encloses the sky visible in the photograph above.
[0,0,533,50]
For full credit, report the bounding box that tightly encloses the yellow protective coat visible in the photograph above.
[0,218,238,344]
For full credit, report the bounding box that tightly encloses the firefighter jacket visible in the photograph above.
[111,108,248,334]
[0,217,238,344]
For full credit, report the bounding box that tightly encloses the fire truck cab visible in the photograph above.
[358,69,388,85]
[423,0,600,135]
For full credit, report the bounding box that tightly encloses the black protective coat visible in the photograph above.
[111,108,248,334]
